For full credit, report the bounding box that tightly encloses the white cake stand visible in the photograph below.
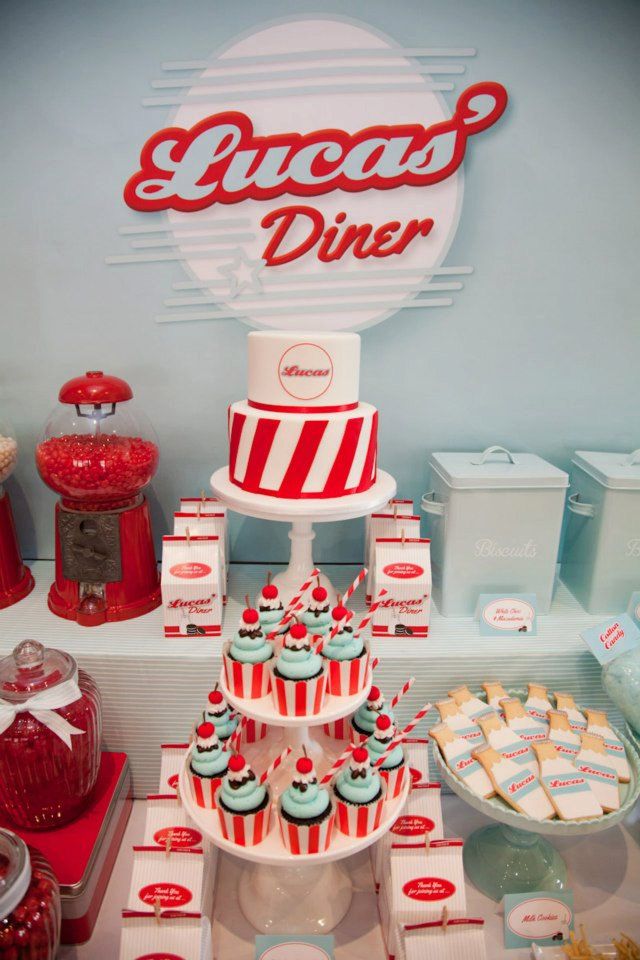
[180,667,410,934]
[211,466,396,603]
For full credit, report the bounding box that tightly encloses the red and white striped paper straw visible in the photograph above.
[320,744,355,785]
[314,608,354,657]
[354,588,388,638]
[267,568,320,639]
[391,677,416,709]
[372,703,433,768]
[260,746,292,786]
[371,657,380,671]
[342,568,367,604]
[227,716,247,753]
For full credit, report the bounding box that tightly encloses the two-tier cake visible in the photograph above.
[228,332,378,499]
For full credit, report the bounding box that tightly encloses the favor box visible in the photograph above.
[366,507,420,601]
[372,539,431,637]
[144,794,204,851]
[421,446,568,615]
[390,839,466,925]
[403,918,487,960]
[161,536,222,637]
[561,450,640,613]
[372,782,443,889]
[119,911,211,960]
[128,847,206,913]
[159,743,189,794]
[179,496,229,573]
[174,510,228,601]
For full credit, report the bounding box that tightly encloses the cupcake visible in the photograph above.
[216,754,273,846]
[278,755,335,854]
[333,746,386,836]
[321,601,370,696]
[366,714,407,799]
[202,688,238,742]
[301,582,332,636]
[258,574,284,630]
[188,722,230,808]
[223,601,274,699]
[351,685,395,742]
[270,623,327,716]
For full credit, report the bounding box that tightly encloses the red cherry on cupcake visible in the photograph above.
[352,746,369,764]
[376,713,392,732]
[312,585,328,602]
[296,756,314,775]
[208,690,224,706]
[197,721,215,739]
[289,622,307,640]
[262,583,278,600]
[229,754,246,773]
[242,607,260,625]
[367,686,382,703]
[332,603,349,622]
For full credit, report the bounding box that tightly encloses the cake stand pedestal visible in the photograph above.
[180,664,410,934]
[432,692,640,902]
[211,467,396,603]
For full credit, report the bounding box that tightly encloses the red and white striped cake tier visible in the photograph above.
[228,400,378,499]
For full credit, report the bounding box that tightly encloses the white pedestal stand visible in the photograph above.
[210,467,396,604]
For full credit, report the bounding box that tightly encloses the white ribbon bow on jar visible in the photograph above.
[0,672,86,749]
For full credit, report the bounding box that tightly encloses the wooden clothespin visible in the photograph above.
[154,895,162,923]
[186,526,191,547]
[441,906,449,933]
[393,504,398,520]
[424,830,431,851]
[175,781,181,807]
[401,527,406,547]
[165,831,173,858]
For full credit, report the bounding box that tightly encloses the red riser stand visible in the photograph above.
[48,496,161,626]
[0,490,34,609]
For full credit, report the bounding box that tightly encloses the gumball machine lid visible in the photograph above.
[0,829,31,920]
[58,370,133,405]
[0,640,76,703]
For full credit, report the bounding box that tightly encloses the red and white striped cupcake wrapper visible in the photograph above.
[349,724,369,745]
[278,806,336,855]
[325,645,370,696]
[240,718,269,745]
[216,792,273,847]
[379,754,408,800]
[188,769,222,809]
[222,643,272,699]
[335,781,387,838]
[269,664,328,717]
[322,716,353,739]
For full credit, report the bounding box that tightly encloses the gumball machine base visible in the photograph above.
[0,489,34,609]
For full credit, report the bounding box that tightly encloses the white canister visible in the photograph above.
[560,450,640,614]
[421,446,568,616]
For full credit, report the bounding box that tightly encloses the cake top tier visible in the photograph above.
[247,331,360,411]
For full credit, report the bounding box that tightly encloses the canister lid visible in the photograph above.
[0,640,76,702]
[429,447,569,490]
[59,371,133,405]
[573,450,640,489]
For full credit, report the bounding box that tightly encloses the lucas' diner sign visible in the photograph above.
[115,17,509,330]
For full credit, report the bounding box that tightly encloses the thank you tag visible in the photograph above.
[255,935,334,959]
[580,613,640,665]
[478,594,537,636]
[503,890,573,949]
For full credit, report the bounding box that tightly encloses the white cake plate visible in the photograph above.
[179,751,409,933]
[211,466,396,603]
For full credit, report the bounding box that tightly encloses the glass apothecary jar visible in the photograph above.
[602,647,640,737]
[0,829,61,960]
[0,641,102,828]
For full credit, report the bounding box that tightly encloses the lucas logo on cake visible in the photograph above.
[278,342,334,401]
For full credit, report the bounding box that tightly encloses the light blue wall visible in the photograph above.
[2,0,639,564]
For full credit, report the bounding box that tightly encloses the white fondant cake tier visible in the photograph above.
[228,400,378,499]
[247,330,360,411]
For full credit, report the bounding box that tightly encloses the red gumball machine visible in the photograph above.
[35,371,161,626]
[0,415,34,609]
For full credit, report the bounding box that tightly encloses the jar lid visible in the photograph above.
[0,640,76,702]
[573,450,640,490]
[429,448,569,490]
[0,830,31,922]
[59,371,133,405]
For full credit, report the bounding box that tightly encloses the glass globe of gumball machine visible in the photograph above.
[35,371,161,626]
[0,413,34,609]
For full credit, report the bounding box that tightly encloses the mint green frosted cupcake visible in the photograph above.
[273,624,323,681]
[258,577,284,630]
[228,606,273,665]
[334,745,383,806]
[301,584,332,636]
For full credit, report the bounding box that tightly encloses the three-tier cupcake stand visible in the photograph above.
[179,464,410,934]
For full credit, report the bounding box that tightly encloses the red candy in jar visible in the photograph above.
[0,641,102,829]
[35,370,159,510]
[0,830,60,960]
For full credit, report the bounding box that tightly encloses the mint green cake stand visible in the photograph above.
[432,693,640,902]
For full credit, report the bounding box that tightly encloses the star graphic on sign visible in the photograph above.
[219,251,266,299]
